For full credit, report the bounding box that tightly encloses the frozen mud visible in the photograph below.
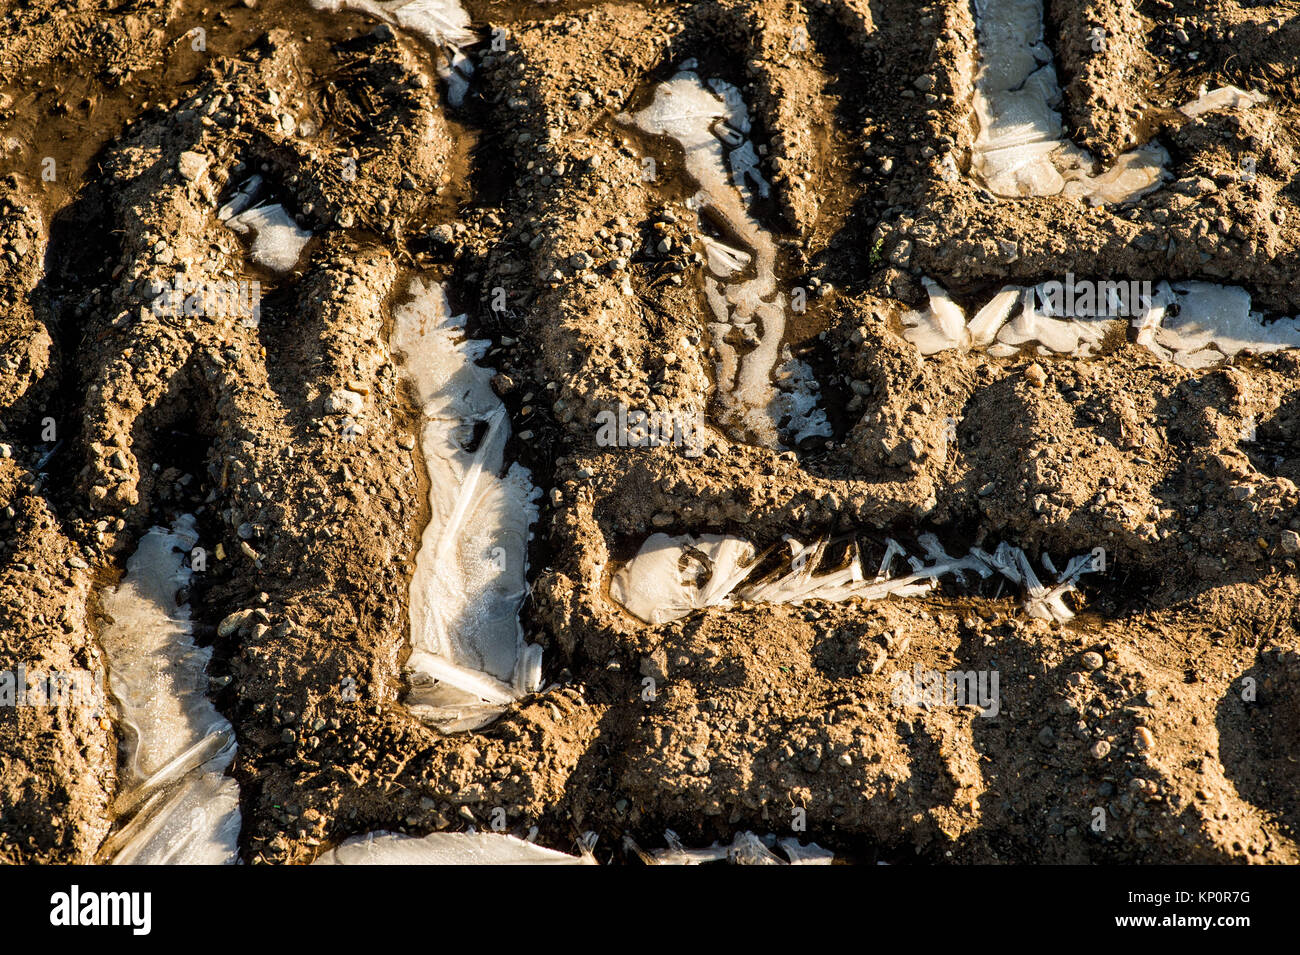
[621,69,832,447]
[969,0,1168,202]
[392,276,542,732]
[95,518,241,864]
[1,0,1299,867]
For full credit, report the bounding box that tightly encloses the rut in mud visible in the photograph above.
[1,0,1299,865]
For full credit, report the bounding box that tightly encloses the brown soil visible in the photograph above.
[1,0,1299,864]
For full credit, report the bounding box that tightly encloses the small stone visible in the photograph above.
[640,649,669,682]
[1134,727,1155,751]
[1081,651,1104,671]
[1025,363,1046,387]
[1280,530,1300,554]
[324,389,363,415]
[178,150,208,182]
[218,609,252,638]
[1091,740,1111,758]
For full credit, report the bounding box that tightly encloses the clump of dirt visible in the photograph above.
[1,0,1299,865]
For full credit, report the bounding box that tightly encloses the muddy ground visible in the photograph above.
[1,0,1299,864]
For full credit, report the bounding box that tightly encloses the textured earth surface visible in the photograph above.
[1,0,1299,864]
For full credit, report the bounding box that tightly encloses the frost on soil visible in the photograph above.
[95,516,242,865]
[620,68,832,447]
[391,277,542,733]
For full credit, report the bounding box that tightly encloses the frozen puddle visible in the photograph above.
[310,0,477,104]
[1136,281,1300,368]
[969,0,1266,203]
[620,66,832,448]
[218,175,312,274]
[903,278,1125,357]
[902,277,1300,366]
[314,830,588,864]
[392,277,542,733]
[969,0,1167,202]
[611,531,1097,625]
[96,516,242,865]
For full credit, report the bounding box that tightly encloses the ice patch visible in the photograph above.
[96,516,242,865]
[639,830,834,865]
[309,0,474,45]
[901,278,971,354]
[391,276,542,732]
[611,531,1097,624]
[1139,280,1300,367]
[1179,85,1268,119]
[971,541,1096,622]
[969,4,1266,203]
[969,0,1168,203]
[224,201,311,273]
[314,830,589,864]
[620,71,831,448]
[902,277,1300,365]
[903,282,1118,358]
[216,174,263,221]
[608,532,757,625]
